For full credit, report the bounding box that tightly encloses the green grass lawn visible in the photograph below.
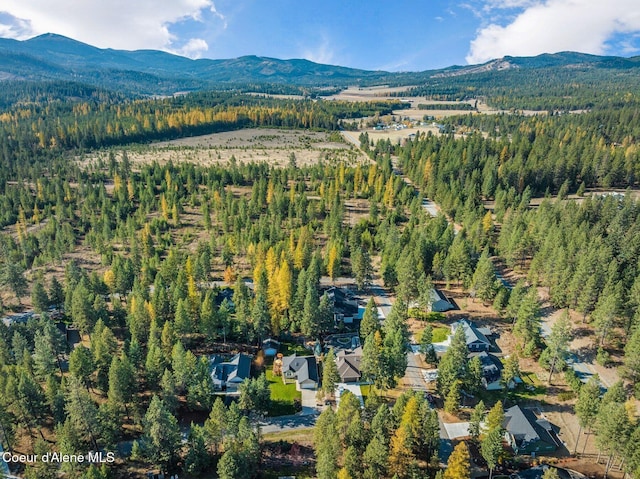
[266,369,302,417]
[510,371,547,401]
[280,341,311,356]
[432,327,450,343]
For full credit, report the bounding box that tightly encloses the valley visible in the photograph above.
[0,32,639,479]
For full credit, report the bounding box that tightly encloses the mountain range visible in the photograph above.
[1,33,640,97]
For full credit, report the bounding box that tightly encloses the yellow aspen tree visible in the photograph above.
[353,165,362,194]
[482,212,493,233]
[383,177,395,208]
[144,301,156,323]
[160,194,169,221]
[187,275,199,310]
[223,266,236,285]
[113,173,122,193]
[327,244,340,282]
[266,179,275,205]
[265,247,278,278]
[444,442,471,479]
[294,227,310,270]
[268,265,281,316]
[289,184,296,204]
[276,260,292,312]
[171,204,179,226]
[424,157,433,183]
[253,261,266,290]
[103,269,116,293]
[165,169,172,191]
[288,231,296,257]
[389,425,414,478]
[185,257,194,279]
[374,174,384,198]
[367,164,377,187]
[337,468,352,479]
[32,203,41,224]
[127,178,135,201]
[400,396,421,445]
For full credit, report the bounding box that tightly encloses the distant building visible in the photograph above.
[504,405,559,455]
[451,319,492,351]
[336,346,363,383]
[209,353,252,392]
[1,311,35,327]
[281,354,319,390]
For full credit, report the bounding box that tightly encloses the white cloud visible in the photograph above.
[467,0,640,64]
[174,38,208,59]
[0,0,226,55]
[301,36,335,65]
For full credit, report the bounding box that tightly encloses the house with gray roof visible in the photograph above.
[281,354,319,390]
[209,353,252,392]
[504,405,559,455]
[429,288,455,312]
[336,347,363,383]
[451,319,492,351]
[470,351,504,390]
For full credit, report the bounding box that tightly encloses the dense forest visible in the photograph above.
[1,60,640,478]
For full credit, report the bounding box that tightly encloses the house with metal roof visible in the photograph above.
[504,405,559,455]
[281,354,319,390]
[451,319,492,351]
[209,353,252,392]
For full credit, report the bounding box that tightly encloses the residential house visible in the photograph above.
[336,346,363,383]
[326,287,360,324]
[451,319,492,351]
[470,351,505,390]
[503,405,559,455]
[281,354,319,390]
[209,353,252,392]
[429,288,455,312]
[1,311,35,327]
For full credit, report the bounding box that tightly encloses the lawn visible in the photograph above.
[432,327,450,343]
[280,341,311,356]
[510,371,547,402]
[266,369,301,417]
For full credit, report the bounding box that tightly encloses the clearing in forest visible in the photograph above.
[82,128,369,168]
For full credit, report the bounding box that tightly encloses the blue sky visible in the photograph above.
[1,0,640,71]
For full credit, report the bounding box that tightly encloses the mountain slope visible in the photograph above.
[1,33,640,108]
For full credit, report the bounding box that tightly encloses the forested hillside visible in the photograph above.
[1,41,640,478]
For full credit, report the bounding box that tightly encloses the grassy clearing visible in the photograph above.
[262,428,315,443]
[432,327,450,343]
[266,369,301,417]
[510,371,547,401]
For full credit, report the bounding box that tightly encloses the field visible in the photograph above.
[83,128,369,168]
